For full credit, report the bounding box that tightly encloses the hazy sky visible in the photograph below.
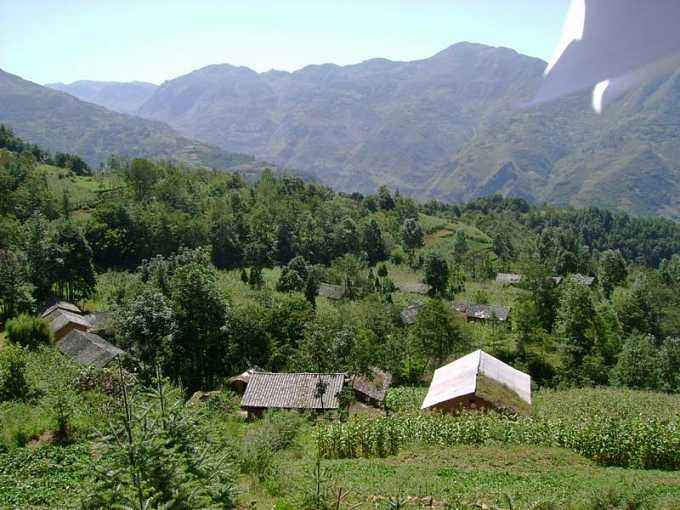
[1,0,570,85]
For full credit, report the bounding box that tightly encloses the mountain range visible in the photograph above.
[46,80,158,115]
[4,42,680,217]
[0,69,253,170]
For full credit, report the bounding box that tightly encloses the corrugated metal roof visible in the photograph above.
[241,372,345,410]
[453,303,510,321]
[421,350,531,411]
[56,330,126,368]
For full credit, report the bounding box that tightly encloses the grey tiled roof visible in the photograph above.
[400,304,422,325]
[48,310,92,334]
[496,273,522,285]
[453,302,510,321]
[351,368,393,402]
[318,283,346,300]
[396,282,431,295]
[56,330,126,368]
[241,372,345,410]
[40,301,81,319]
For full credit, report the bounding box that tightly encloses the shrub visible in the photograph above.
[0,344,30,402]
[5,314,52,349]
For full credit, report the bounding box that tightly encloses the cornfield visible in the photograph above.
[317,412,680,470]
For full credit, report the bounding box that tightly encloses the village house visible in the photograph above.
[453,303,510,322]
[317,283,346,300]
[495,273,522,285]
[240,372,346,418]
[396,282,431,295]
[40,300,82,321]
[48,310,92,341]
[400,303,423,325]
[552,274,595,286]
[351,368,393,406]
[56,329,126,368]
[227,366,262,394]
[421,350,531,415]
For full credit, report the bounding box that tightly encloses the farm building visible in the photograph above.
[396,282,431,295]
[421,350,531,415]
[552,274,595,286]
[228,366,262,394]
[48,310,92,341]
[318,283,346,300]
[56,329,126,368]
[351,368,392,406]
[453,303,510,322]
[496,273,522,285]
[40,300,82,320]
[241,372,345,417]
[400,303,423,325]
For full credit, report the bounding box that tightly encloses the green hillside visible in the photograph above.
[0,69,254,170]
[2,135,680,508]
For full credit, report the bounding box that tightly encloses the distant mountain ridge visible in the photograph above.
[133,42,680,218]
[0,69,254,170]
[46,80,158,114]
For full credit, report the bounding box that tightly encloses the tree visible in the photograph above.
[210,216,243,269]
[453,230,468,261]
[555,278,597,377]
[170,262,231,390]
[22,213,55,300]
[248,266,264,289]
[333,217,360,256]
[611,334,665,391]
[598,249,627,297]
[0,249,34,320]
[0,344,30,402]
[124,158,159,201]
[5,314,51,349]
[402,218,424,263]
[52,222,97,301]
[612,275,661,338]
[304,270,320,309]
[424,253,449,297]
[413,299,463,364]
[362,219,387,266]
[116,289,176,377]
[82,375,234,509]
[275,223,296,265]
[276,267,304,293]
[377,186,395,211]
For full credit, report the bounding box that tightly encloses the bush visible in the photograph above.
[0,344,30,402]
[5,314,52,349]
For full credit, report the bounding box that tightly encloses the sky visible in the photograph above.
[0,0,571,86]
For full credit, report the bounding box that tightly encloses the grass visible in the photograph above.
[244,442,680,509]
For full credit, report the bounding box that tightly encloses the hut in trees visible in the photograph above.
[56,329,126,368]
[351,368,393,406]
[552,274,595,286]
[453,303,510,322]
[421,350,531,415]
[40,300,82,320]
[48,310,92,341]
[396,282,431,295]
[496,273,522,285]
[240,372,345,418]
[400,304,423,325]
[228,366,262,394]
[318,283,346,300]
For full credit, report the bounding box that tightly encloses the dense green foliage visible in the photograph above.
[2,132,680,507]
[5,314,51,349]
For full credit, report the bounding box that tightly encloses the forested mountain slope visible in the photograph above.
[46,80,158,115]
[0,69,253,169]
[137,42,680,218]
